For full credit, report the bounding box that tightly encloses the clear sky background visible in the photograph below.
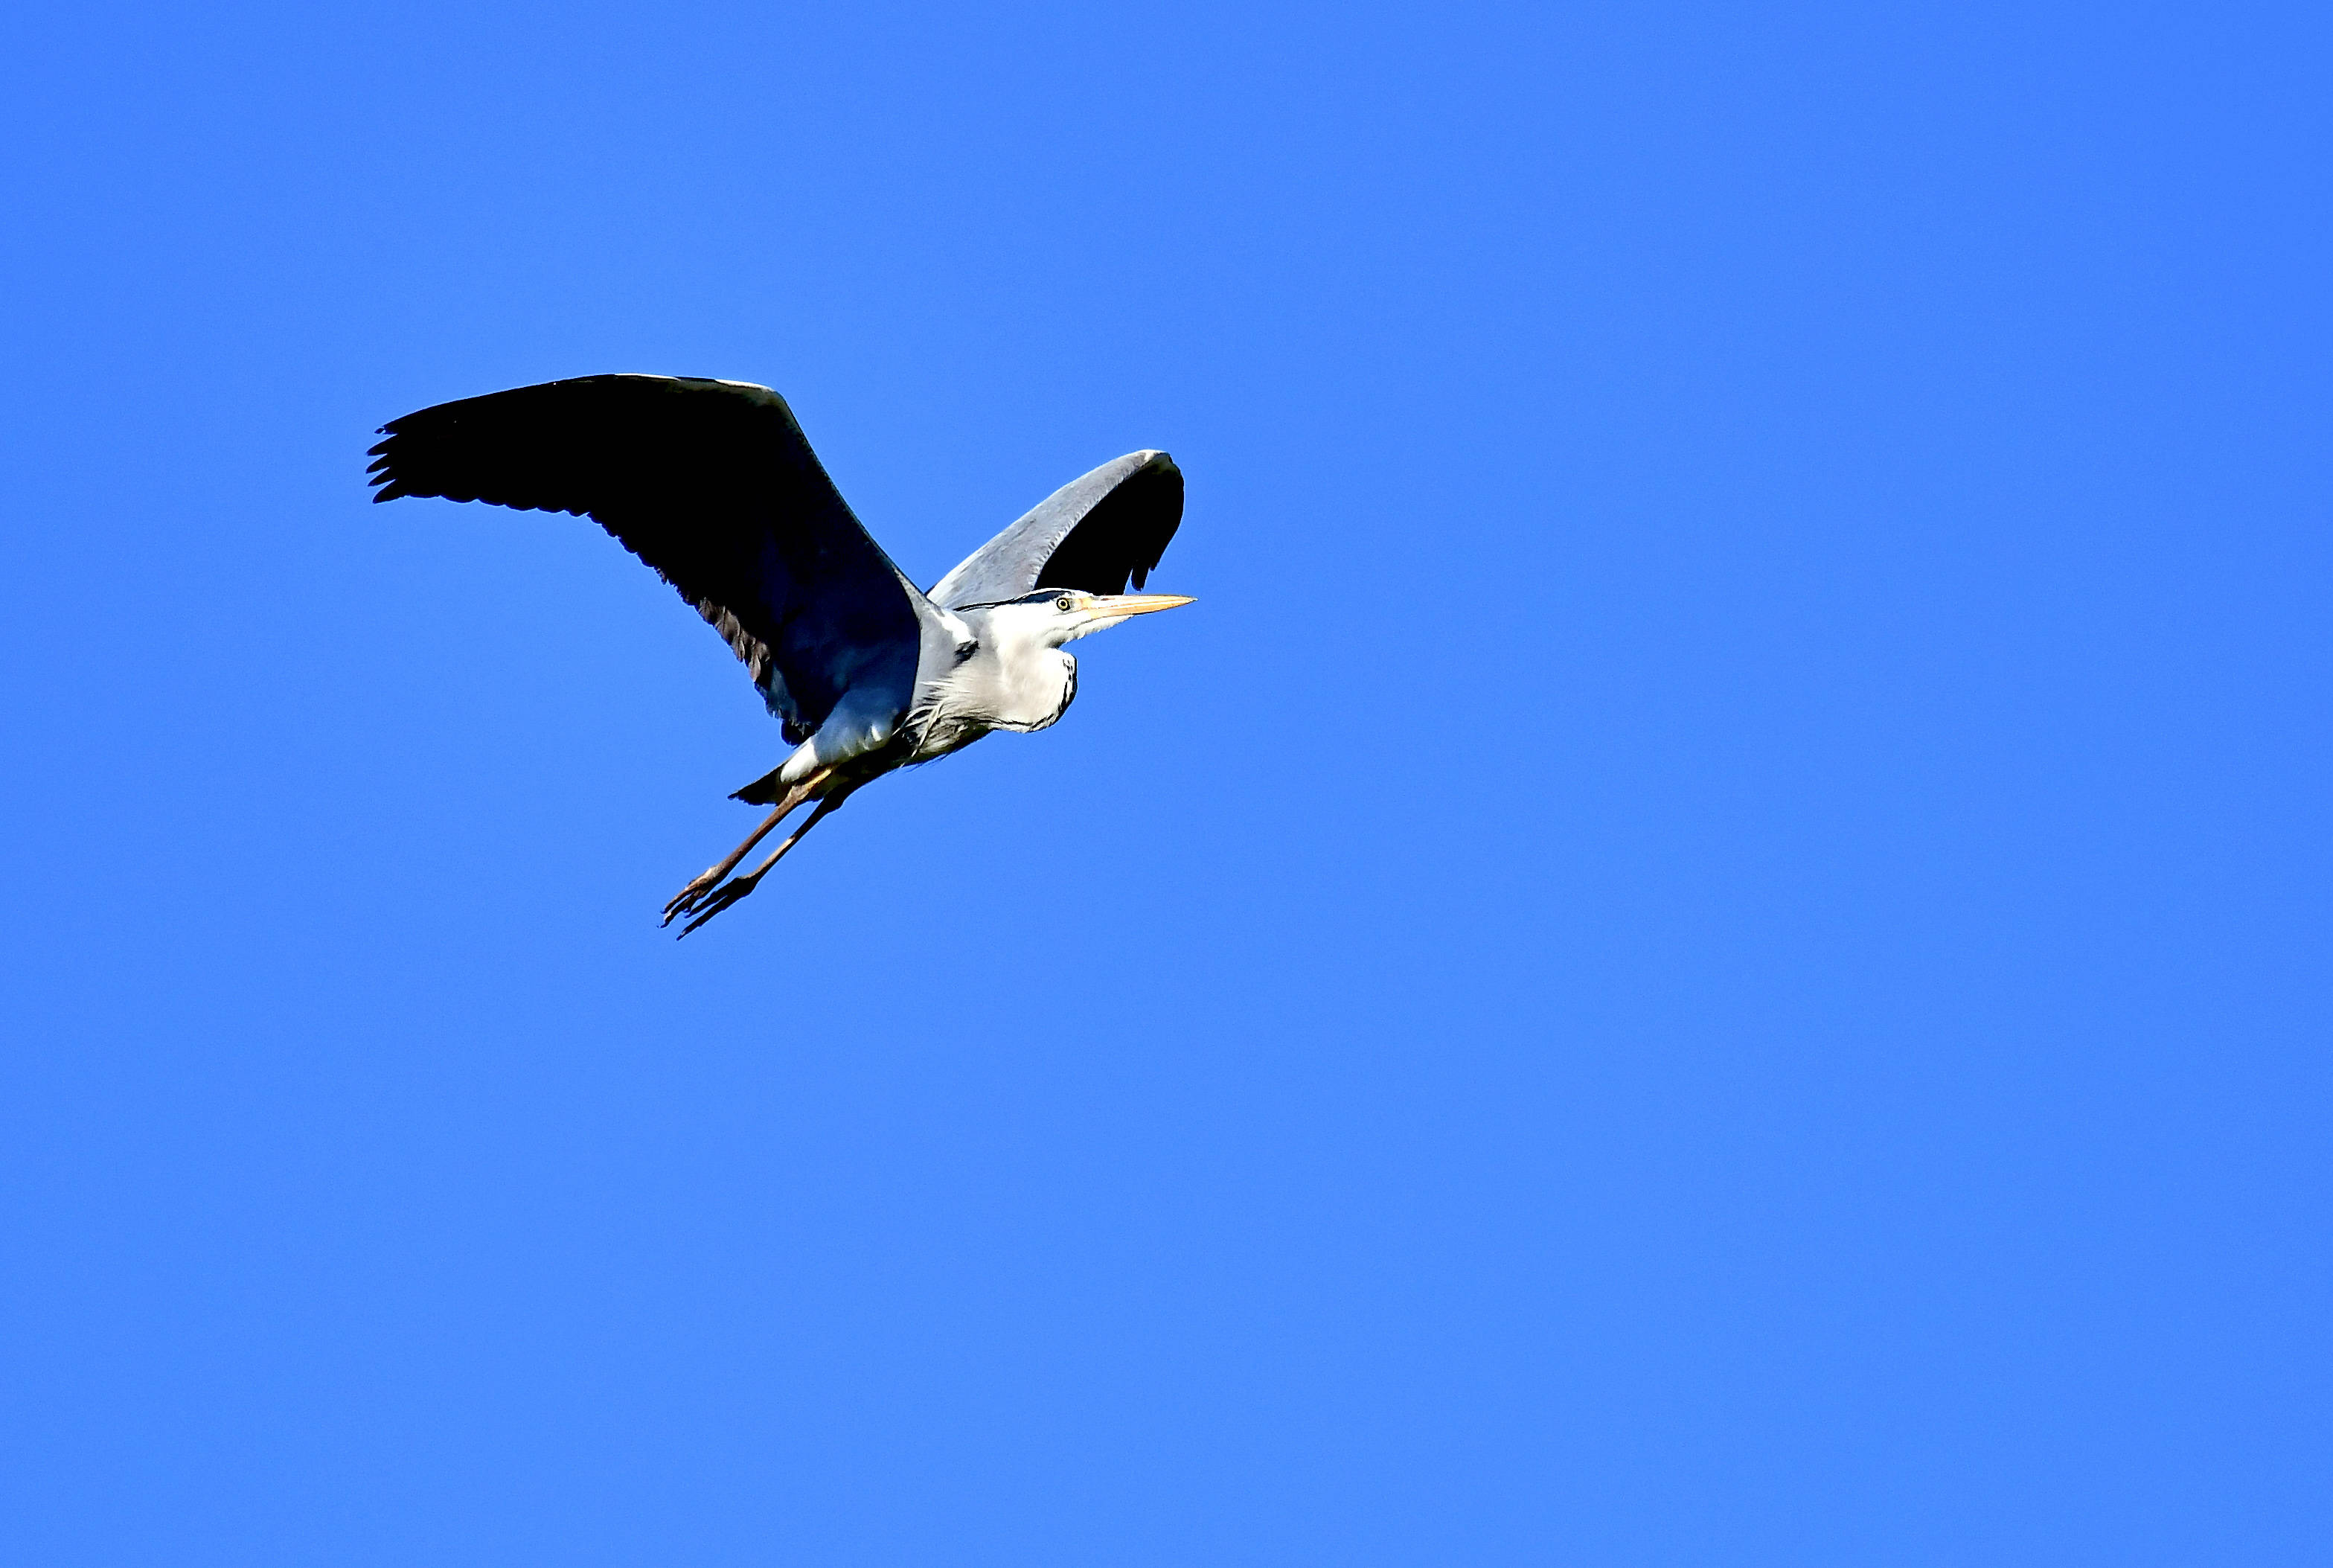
[2,2,2328,1564]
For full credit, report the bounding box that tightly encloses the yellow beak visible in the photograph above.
[1089,593,1195,618]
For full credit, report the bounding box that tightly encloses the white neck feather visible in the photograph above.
[937,602,1079,733]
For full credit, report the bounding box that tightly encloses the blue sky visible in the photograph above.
[1,1,2328,1563]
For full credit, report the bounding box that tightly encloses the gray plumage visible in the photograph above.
[367,373,1192,935]
[930,449,1182,609]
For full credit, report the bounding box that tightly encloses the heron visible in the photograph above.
[366,373,1191,935]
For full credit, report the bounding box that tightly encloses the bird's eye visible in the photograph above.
[1054,595,1075,612]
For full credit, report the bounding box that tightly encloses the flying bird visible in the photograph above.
[366,374,1191,935]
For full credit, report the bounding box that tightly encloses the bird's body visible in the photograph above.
[366,374,1191,933]
[727,590,1124,803]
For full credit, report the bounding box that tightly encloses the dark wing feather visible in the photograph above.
[368,374,926,744]
[929,450,1183,609]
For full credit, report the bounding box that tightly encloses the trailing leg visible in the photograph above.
[674,785,859,938]
[661,769,830,926]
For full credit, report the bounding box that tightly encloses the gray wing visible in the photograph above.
[929,450,1183,609]
[368,374,932,746]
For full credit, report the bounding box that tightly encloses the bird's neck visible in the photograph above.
[943,609,1078,733]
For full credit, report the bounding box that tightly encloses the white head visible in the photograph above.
[932,586,1195,737]
[968,588,1197,650]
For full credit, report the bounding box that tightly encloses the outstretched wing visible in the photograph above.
[368,374,927,745]
[929,450,1183,609]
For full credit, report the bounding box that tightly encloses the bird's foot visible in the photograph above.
[661,869,725,926]
[674,871,764,938]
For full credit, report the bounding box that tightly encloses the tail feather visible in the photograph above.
[731,765,788,804]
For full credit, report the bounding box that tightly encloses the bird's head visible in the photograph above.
[976,587,1196,649]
